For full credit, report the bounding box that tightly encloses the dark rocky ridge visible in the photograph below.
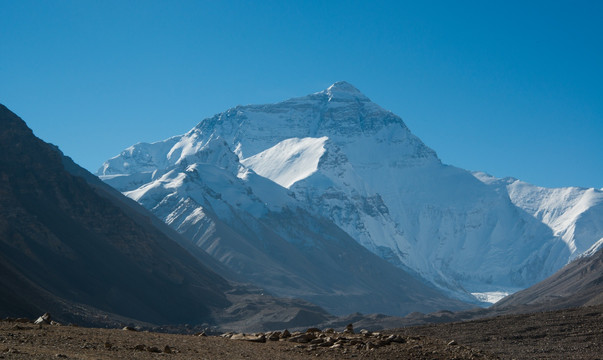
[494,245,603,310]
[0,104,330,330]
[0,104,229,325]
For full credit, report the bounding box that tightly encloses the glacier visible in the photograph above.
[98,81,603,305]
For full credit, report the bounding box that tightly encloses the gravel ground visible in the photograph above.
[1,305,601,359]
[395,304,603,360]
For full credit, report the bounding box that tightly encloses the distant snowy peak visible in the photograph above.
[473,172,603,258]
[507,181,603,257]
[97,133,239,176]
[98,136,180,176]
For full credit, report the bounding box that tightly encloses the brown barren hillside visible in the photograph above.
[493,245,603,311]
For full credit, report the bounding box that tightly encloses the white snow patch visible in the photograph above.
[580,238,603,258]
[241,137,328,189]
[471,291,511,304]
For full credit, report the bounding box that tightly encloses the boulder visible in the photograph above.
[288,333,316,343]
[267,331,281,341]
[34,313,51,325]
[230,333,266,343]
[387,334,406,343]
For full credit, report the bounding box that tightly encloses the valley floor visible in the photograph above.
[394,304,603,360]
[1,305,601,359]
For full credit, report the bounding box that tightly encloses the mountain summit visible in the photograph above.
[323,81,370,101]
[327,80,362,93]
[99,82,603,305]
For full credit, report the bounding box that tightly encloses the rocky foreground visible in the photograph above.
[1,305,602,359]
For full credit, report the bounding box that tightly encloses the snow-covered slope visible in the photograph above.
[98,82,600,304]
[100,135,471,316]
[474,172,603,260]
[240,136,328,189]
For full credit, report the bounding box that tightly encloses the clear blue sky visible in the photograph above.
[1,0,601,188]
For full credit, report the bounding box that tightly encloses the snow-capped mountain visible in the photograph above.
[474,172,603,260]
[99,130,471,316]
[98,82,601,304]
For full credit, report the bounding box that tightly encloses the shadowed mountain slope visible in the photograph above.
[0,104,232,325]
[367,245,603,330]
[320,245,603,331]
[494,244,603,311]
[0,104,333,331]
